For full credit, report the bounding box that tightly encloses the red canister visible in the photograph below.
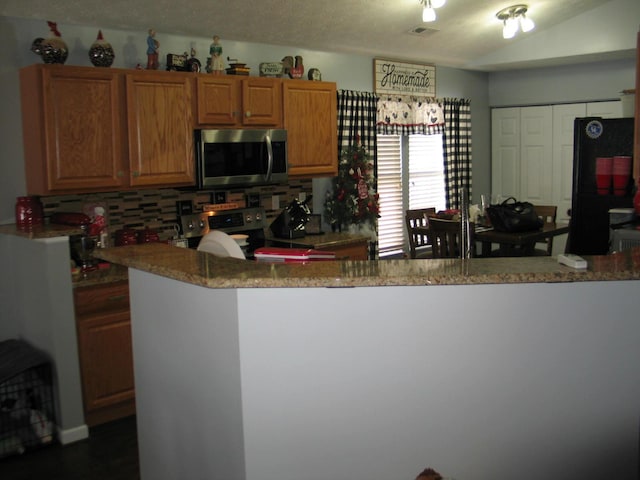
[15,196,44,229]
[114,228,138,246]
[137,227,160,244]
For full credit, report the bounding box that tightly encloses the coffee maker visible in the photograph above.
[269,197,312,239]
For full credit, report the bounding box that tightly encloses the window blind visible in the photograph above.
[377,134,445,257]
[377,135,403,255]
[408,134,446,211]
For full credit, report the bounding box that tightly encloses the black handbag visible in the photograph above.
[486,197,543,233]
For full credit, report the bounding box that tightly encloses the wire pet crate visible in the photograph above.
[0,340,57,459]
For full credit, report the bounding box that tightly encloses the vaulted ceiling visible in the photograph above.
[1,0,637,71]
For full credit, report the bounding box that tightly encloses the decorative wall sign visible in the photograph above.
[373,58,436,97]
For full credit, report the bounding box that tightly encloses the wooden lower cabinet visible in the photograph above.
[74,280,135,426]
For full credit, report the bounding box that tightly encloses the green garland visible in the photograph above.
[324,142,380,229]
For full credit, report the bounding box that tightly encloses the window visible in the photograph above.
[377,134,446,257]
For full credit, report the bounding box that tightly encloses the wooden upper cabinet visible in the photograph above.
[196,76,238,125]
[126,72,195,187]
[242,77,283,126]
[19,65,196,194]
[18,65,337,195]
[283,80,338,177]
[196,75,282,127]
[20,64,127,195]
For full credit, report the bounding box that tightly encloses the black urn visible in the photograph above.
[39,21,68,64]
[89,30,115,67]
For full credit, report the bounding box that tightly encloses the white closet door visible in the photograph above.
[586,100,622,118]
[552,103,586,223]
[491,108,520,200]
[519,106,553,205]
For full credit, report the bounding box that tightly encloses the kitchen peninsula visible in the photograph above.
[95,243,640,480]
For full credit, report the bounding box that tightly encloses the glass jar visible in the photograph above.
[15,196,44,229]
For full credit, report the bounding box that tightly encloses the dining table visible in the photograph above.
[474,222,570,257]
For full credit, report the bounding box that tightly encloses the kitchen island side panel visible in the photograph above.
[0,233,87,443]
[128,269,246,480]
[236,283,640,480]
[126,268,640,480]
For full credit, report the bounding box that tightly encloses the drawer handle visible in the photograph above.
[107,295,127,302]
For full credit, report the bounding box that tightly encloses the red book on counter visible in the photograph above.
[254,247,336,262]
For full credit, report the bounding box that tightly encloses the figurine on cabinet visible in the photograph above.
[40,21,68,64]
[89,30,115,67]
[146,28,159,70]
[209,35,224,75]
[166,48,201,72]
[282,55,304,79]
[308,68,322,81]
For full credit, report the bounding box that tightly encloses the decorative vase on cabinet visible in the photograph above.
[89,30,115,67]
[39,21,68,64]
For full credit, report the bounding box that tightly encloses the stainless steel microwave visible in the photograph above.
[195,129,288,189]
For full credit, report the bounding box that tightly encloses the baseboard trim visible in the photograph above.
[58,424,89,445]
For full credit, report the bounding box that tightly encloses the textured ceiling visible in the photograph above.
[0,0,626,71]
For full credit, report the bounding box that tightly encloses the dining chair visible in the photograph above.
[533,205,558,256]
[428,217,475,259]
[405,208,436,259]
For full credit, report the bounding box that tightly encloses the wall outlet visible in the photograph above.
[272,195,280,210]
[213,191,227,204]
[246,193,261,208]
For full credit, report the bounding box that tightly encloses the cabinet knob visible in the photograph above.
[132,171,140,177]
[245,111,252,118]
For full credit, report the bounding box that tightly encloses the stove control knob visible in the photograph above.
[245,214,253,224]
[198,220,205,229]
[255,212,262,222]
[187,221,195,231]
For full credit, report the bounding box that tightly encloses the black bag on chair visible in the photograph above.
[486,197,543,232]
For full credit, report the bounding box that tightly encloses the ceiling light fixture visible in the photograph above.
[420,0,445,23]
[496,4,535,39]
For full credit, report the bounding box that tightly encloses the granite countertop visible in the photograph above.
[72,263,129,288]
[94,243,640,289]
[0,223,129,288]
[0,223,84,238]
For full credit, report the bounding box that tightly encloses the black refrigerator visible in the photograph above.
[566,117,635,255]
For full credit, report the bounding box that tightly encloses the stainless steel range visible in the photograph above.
[178,207,268,256]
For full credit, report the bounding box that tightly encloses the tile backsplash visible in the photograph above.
[41,180,312,242]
